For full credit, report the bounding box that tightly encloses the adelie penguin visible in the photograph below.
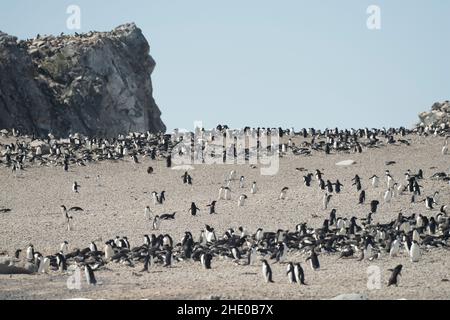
[201,253,213,269]
[250,181,258,194]
[369,175,379,188]
[388,265,403,287]
[279,187,289,200]
[370,200,380,213]
[359,190,366,204]
[85,264,97,285]
[306,249,320,271]
[294,263,306,285]
[189,202,200,216]
[261,259,274,283]
[72,181,80,193]
[286,262,297,283]
[238,194,248,207]
[207,201,217,214]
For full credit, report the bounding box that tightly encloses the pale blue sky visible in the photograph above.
[1,1,449,131]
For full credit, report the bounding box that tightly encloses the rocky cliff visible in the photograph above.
[0,23,166,137]
[417,101,449,130]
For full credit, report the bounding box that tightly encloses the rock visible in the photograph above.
[330,293,369,300]
[417,101,450,131]
[0,23,166,137]
[335,160,356,166]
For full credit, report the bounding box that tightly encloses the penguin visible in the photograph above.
[334,180,343,193]
[384,189,392,203]
[247,245,257,265]
[152,215,161,230]
[224,187,232,200]
[218,187,225,200]
[286,262,296,283]
[387,265,403,287]
[201,253,212,269]
[369,175,379,188]
[182,171,189,184]
[239,176,245,188]
[279,187,289,200]
[238,194,247,207]
[294,263,306,285]
[38,256,50,273]
[303,174,313,187]
[370,200,380,213]
[56,252,67,272]
[187,175,193,185]
[89,242,98,253]
[144,206,152,220]
[85,264,97,285]
[261,259,274,283]
[306,249,320,271]
[255,228,264,242]
[72,181,80,193]
[323,194,332,210]
[60,241,69,254]
[424,197,436,210]
[151,192,159,205]
[163,250,173,267]
[147,167,154,174]
[410,241,421,262]
[326,180,334,193]
[141,253,153,272]
[389,238,401,257]
[158,191,166,204]
[26,245,34,262]
[329,209,337,226]
[359,190,366,204]
[104,242,114,261]
[251,181,258,194]
[189,202,200,216]
[207,201,217,214]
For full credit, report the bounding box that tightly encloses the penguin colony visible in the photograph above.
[0,125,449,292]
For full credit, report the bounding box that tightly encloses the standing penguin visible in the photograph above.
[387,265,403,287]
[189,202,200,216]
[104,242,114,261]
[261,259,274,283]
[294,263,306,285]
[84,264,97,285]
[410,241,421,262]
[207,201,217,214]
[306,249,320,271]
[286,262,296,284]
[238,194,247,207]
[152,215,161,230]
[72,182,80,193]
[369,175,379,188]
[359,190,366,204]
[323,194,332,210]
[201,253,213,269]
[334,180,343,193]
[144,206,152,221]
[251,181,258,194]
[239,176,245,188]
[370,200,380,213]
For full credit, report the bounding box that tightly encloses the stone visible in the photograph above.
[0,23,166,137]
[330,293,369,300]
[336,160,356,166]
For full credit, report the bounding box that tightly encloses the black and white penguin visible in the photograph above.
[152,215,161,230]
[359,190,366,204]
[250,181,258,194]
[279,187,289,200]
[141,253,153,272]
[323,194,332,210]
[306,249,320,271]
[334,180,343,193]
[261,259,274,283]
[72,181,80,193]
[189,202,200,216]
[84,264,97,285]
[387,265,403,287]
[238,194,248,207]
[207,201,217,214]
[369,175,379,188]
[287,262,296,283]
[294,263,306,285]
[201,253,212,269]
[370,200,380,213]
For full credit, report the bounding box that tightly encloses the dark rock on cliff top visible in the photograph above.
[0,23,166,137]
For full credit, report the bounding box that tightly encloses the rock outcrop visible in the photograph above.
[0,23,166,137]
[417,101,449,130]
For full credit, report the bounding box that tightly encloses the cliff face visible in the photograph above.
[0,23,166,137]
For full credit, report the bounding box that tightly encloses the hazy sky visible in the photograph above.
[1,1,449,131]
